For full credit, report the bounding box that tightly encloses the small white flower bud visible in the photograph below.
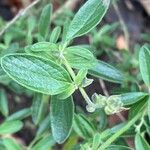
[86,105,96,113]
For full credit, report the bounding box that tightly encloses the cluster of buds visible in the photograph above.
[86,93,126,115]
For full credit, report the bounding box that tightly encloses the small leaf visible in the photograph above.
[89,60,124,83]
[121,92,148,106]
[0,120,23,134]
[81,78,93,88]
[38,4,52,38]
[92,133,102,150]
[25,42,57,52]
[62,19,71,42]
[62,135,78,150]
[56,84,76,99]
[135,134,150,150]
[30,135,55,150]
[36,115,50,136]
[1,54,73,95]
[75,69,87,86]
[31,93,49,125]
[6,108,31,121]
[73,114,96,139]
[129,98,147,119]
[0,66,6,77]
[50,96,74,143]
[0,89,9,117]
[106,145,133,150]
[65,46,97,69]
[3,138,22,150]
[148,97,150,123]
[139,44,150,86]
[49,26,61,43]
[65,0,110,40]
[25,42,59,63]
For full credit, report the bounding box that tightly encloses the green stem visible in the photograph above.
[79,87,95,107]
[27,136,40,150]
[98,112,142,150]
[63,58,76,80]
[63,57,94,106]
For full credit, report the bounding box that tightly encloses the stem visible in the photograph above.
[63,57,94,106]
[63,58,76,80]
[79,87,95,107]
[27,136,40,150]
[98,112,142,150]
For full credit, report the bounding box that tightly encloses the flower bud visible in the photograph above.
[92,93,107,108]
[82,77,93,87]
[104,95,124,115]
[86,104,96,113]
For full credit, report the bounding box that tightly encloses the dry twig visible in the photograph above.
[0,0,40,37]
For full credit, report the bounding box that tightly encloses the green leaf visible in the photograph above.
[135,134,150,150]
[62,19,71,42]
[139,44,150,86]
[73,114,96,139]
[99,113,142,150]
[49,26,61,43]
[31,93,49,125]
[36,115,50,136]
[50,96,74,143]
[3,138,22,150]
[92,123,126,150]
[92,133,102,150]
[0,66,9,84]
[129,97,147,119]
[65,46,97,69]
[27,16,36,44]
[56,84,76,99]
[0,141,6,150]
[25,42,57,52]
[106,145,133,150]
[148,97,150,123]
[121,92,148,106]
[65,0,110,40]
[0,120,23,134]
[6,108,31,121]
[1,54,73,95]
[25,42,59,63]
[38,4,52,38]
[0,89,9,117]
[75,69,87,86]
[31,135,55,150]
[62,135,78,150]
[89,60,124,83]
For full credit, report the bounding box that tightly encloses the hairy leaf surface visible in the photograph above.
[139,44,150,86]
[89,60,124,83]
[1,54,72,95]
[50,96,74,143]
[65,0,110,40]
[65,46,97,69]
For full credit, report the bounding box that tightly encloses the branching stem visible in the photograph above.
[98,112,142,150]
[63,57,94,106]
